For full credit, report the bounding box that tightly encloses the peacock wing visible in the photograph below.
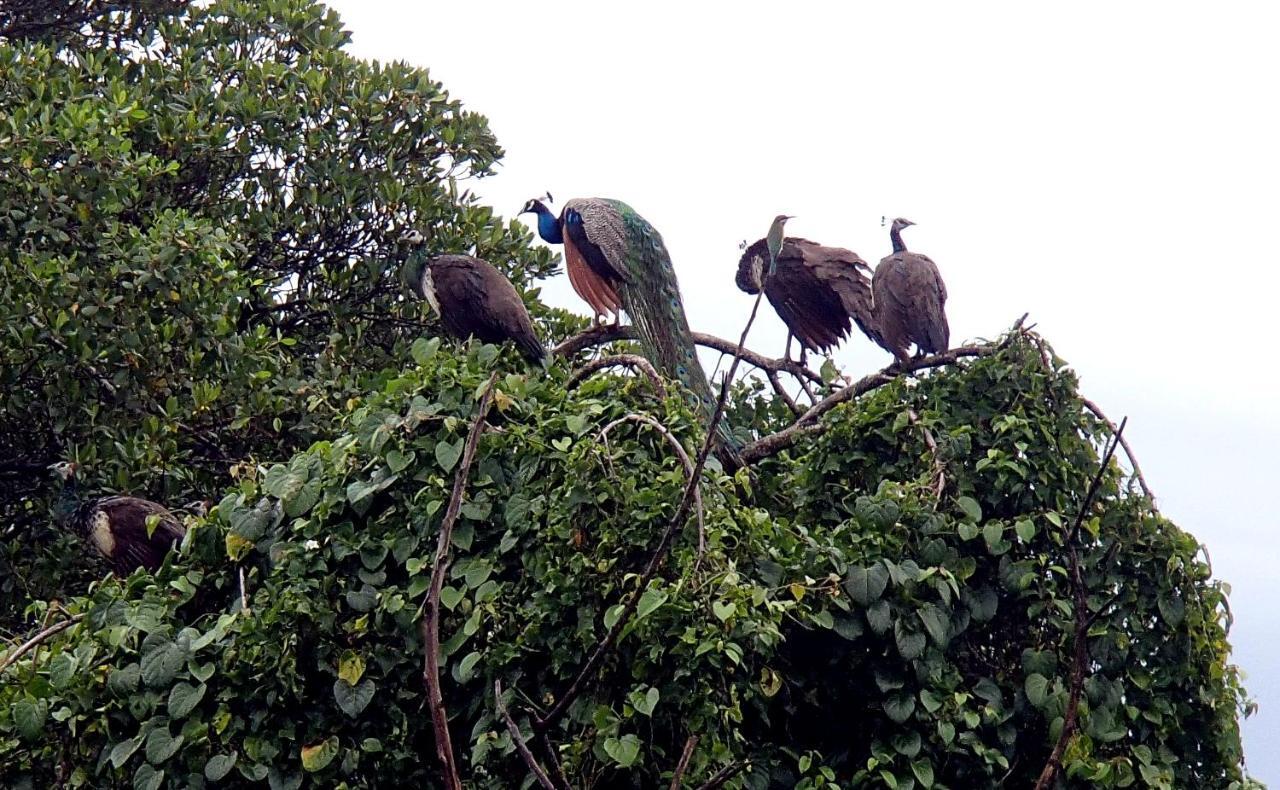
[561,198,632,284]
[93,496,184,572]
[873,255,916,360]
[900,253,950,353]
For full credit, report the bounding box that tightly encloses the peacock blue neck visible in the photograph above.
[533,204,563,244]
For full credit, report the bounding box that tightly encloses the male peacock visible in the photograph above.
[400,231,548,365]
[521,196,739,466]
[737,228,879,363]
[873,218,950,365]
[50,462,186,574]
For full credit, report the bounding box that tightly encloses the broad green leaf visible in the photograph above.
[1025,673,1050,708]
[635,588,667,621]
[603,734,641,768]
[205,754,237,781]
[11,699,47,741]
[168,681,206,719]
[435,438,463,472]
[957,496,982,523]
[300,737,339,772]
[334,678,375,718]
[845,563,890,606]
[140,635,186,687]
[145,727,182,764]
[883,692,916,724]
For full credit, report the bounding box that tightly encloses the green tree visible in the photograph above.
[0,1,1260,788]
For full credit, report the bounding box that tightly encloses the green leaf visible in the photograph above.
[957,496,982,523]
[435,438,463,472]
[454,651,482,683]
[109,664,142,696]
[895,621,927,660]
[918,604,950,646]
[204,754,237,781]
[603,734,641,768]
[636,588,667,621]
[410,336,440,365]
[167,681,206,719]
[338,652,365,685]
[629,687,659,717]
[334,678,375,717]
[110,736,142,769]
[866,600,892,634]
[982,521,1003,547]
[440,586,464,610]
[712,600,735,622]
[883,691,916,724]
[844,563,890,606]
[145,726,183,764]
[893,731,921,757]
[300,737,339,772]
[911,758,935,788]
[133,764,164,790]
[385,449,414,473]
[11,699,48,741]
[140,635,186,687]
[1015,518,1036,542]
[1025,673,1050,708]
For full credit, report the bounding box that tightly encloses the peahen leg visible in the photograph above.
[784,332,794,363]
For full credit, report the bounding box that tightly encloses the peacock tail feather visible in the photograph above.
[604,200,741,463]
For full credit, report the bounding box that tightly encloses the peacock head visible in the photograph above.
[49,461,78,482]
[519,194,562,244]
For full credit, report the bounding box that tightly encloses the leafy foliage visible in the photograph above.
[0,1,1260,787]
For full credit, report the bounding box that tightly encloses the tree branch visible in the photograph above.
[740,344,995,464]
[494,680,563,790]
[599,415,704,556]
[568,354,668,400]
[695,760,748,790]
[669,735,699,790]
[0,615,85,675]
[907,409,946,499]
[421,372,499,790]
[535,290,768,733]
[1081,397,1153,502]
[1033,417,1126,790]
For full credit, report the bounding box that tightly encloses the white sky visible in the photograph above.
[325,1,1279,778]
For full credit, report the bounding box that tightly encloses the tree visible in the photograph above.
[0,1,1260,788]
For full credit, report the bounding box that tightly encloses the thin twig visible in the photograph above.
[669,735,699,790]
[0,615,85,675]
[598,414,704,558]
[906,409,946,499]
[766,370,802,416]
[1081,398,1153,501]
[695,760,747,790]
[740,343,995,464]
[554,325,824,386]
[536,733,572,790]
[238,567,251,615]
[567,354,669,400]
[1032,417,1126,790]
[494,680,563,790]
[421,372,500,790]
[535,290,768,733]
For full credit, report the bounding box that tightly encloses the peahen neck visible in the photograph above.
[890,226,908,254]
[533,205,563,244]
[53,476,80,526]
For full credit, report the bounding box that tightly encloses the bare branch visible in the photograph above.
[494,680,563,790]
[766,370,802,416]
[740,343,995,464]
[421,372,500,790]
[0,615,85,675]
[695,760,748,790]
[554,324,823,386]
[1033,417,1127,790]
[536,290,768,733]
[599,414,704,557]
[567,354,668,400]
[1081,398,1153,502]
[669,735,699,790]
[907,409,946,499]
[238,567,251,615]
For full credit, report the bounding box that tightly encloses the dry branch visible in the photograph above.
[696,760,748,790]
[0,615,85,675]
[567,354,668,399]
[554,324,823,386]
[421,372,499,790]
[907,409,947,499]
[1082,397,1153,501]
[1033,418,1127,790]
[494,680,563,790]
[669,735,699,790]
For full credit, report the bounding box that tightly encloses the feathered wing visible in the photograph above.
[429,256,547,363]
[873,252,950,360]
[737,237,880,354]
[90,496,184,573]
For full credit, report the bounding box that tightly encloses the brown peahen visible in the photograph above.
[873,218,950,365]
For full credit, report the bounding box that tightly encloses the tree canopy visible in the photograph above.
[0,1,1261,788]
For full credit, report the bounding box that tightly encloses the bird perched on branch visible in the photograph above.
[521,196,739,467]
[737,228,879,363]
[872,218,950,365]
[49,462,186,574]
[400,231,548,365]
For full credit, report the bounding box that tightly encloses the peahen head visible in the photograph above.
[891,218,916,232]
[889,218,915,252]
[49,461,80,525]
[519,196,563,244]
[766,214,794,273]
[398,230,430,299]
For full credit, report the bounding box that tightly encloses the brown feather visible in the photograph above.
[872,251,950,362]
[564,234,622,320]
[736,236,879,354]
[427,255,547,363]
[85,496,185,574]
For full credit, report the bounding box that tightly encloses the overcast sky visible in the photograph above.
[325,1,1279,779]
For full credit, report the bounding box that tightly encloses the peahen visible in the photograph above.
[873,218,950,365]
[49,462,186,574]
[521,196,740,467]
[737,229,879,363]
[400,231,548,365]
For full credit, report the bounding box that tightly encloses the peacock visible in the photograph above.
[399,231,548,365]
[49,462,186,574]
[737,225,879,364]
[873,218,950,364]
[521,196,740,466]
